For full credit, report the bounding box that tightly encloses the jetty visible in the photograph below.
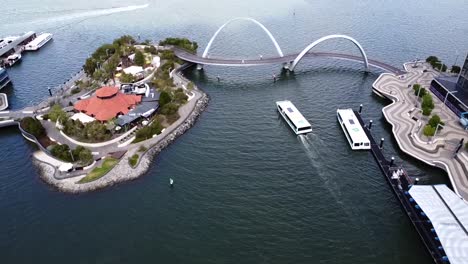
[355,110,468,264]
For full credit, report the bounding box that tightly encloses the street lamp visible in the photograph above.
[69,149,75,162]
[444,90,458,105]
[433,123,445,139]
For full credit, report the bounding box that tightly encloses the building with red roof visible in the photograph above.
[74,86,141,121]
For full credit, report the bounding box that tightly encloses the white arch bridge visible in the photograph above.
[172,18,405,75]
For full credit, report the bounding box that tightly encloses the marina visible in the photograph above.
[276,100,312,135]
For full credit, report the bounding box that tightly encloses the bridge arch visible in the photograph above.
[289,34,369,71]
[202,17,284,59]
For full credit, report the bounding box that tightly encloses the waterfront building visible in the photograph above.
[74,86,141,121]
[429,53,468,116]
[457,53,468,92]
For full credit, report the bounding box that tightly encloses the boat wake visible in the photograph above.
[298,134,356,220]
[11,4,150,28]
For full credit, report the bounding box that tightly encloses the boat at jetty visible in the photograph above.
[25,33,53,51]
[0,67,11,90]
[336,108,370,150]
[0,31,35,67]
[276,100,312,135]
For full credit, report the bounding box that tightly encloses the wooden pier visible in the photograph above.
[354,110,450,264]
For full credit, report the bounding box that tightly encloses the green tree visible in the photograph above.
[187,82,194,90]
[412,84,426,97]
[422,107,432,116]
[134,50,145,66]
[48,104,68,123]
[421,94,434,110]
[113,35,136,47]
[160,102,179,115]
[159,91,172,107]
[426,56,439,65]
[428,115,444,128]
[72,146,93,166]
[120,72,135,83]
[21,117,46,138]
[423,124,436,137]
[51,144,73,162]
[84,58,97,76]
[174,90,188,103]
[451,65,461,74]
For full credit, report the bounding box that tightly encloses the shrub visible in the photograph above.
[160,102,179,115]
[42,114,49,120]
[144,46,157,54]
[133,121,164,143]
[48,104,68,123]
[138,145,147,152]
[159,50,175,61]
[120,72,135,83]
[174,91,188,103]
[465,142,468,150]
[21,117,46,138]
[128,154,139,167]
[423,124,436,137]
[71,87,81,94]
[159,91,172,107]
[159,38,198,53]
[187,82,194,90]
[428,115,444,128]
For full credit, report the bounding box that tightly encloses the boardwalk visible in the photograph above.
[356,111,449,264]
[173,47,406,75]
[373,62,468,200]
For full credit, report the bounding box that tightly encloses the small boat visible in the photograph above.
[169,178,174,187]
[6,53,21,67]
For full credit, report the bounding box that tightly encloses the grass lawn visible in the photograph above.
[78,157,119,184]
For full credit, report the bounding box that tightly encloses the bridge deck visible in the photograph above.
[173,48,406,75]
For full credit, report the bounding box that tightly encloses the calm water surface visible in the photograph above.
[1,0,467,263]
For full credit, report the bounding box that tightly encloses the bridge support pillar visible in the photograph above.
[197,64,204,70]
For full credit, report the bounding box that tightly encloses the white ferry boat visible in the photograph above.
[0,67,11,90]
[336,109,370,150]
[276,100,312,135]
[25,33,53,51]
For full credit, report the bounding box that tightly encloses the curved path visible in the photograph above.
[173,47,406,75]
[372,62,468,199]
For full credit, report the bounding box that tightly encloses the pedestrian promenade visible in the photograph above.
[373,62,468,199]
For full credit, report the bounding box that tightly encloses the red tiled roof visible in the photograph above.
[74,87,141,121]
[95,86,119,98]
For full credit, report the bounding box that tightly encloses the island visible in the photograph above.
[0,35,209,193]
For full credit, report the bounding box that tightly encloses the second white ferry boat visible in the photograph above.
[336,108,370,150]
[25,33,53,51]
[276,100,312,135]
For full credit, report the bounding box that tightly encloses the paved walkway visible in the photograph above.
[373,62,468,199]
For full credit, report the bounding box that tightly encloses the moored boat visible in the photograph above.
[25,33,53,51]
